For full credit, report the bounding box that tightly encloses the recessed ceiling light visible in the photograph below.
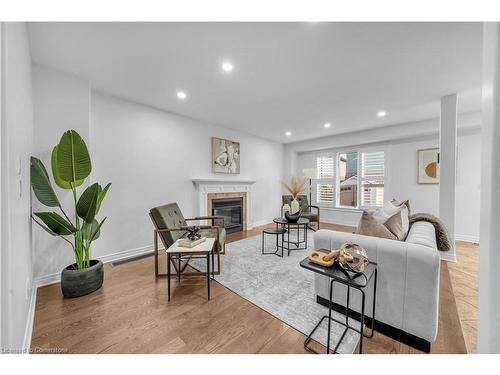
[323,122,331,128]
[377,111,387,117]
[285,131,292,137]
[221,61,234,73]
[176,91,187,100]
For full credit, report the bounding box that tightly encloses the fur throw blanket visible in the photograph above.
[409,213,451,251]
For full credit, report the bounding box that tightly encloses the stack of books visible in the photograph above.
[178,237,206,248]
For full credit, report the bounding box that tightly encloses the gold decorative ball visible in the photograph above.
[338,243,369,273]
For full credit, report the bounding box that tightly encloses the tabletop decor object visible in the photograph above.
[284,209,301,223]
[308,249,340,267]
[338,243,369,273]
[282,176,308,214]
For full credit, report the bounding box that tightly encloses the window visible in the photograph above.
[316,156,335,203]
[338,152,358,207]
[313,150,384,208]
[361,151,385,207]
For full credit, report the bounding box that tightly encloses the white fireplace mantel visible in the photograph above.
[192,178,256,229]
[192,178,256,186]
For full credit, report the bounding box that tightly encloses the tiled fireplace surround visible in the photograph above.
[192,179,256,230]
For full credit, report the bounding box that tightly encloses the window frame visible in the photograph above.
[312,146,386,210]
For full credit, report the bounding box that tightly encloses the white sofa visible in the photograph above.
[314,221,441,352]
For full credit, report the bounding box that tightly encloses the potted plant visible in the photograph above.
[30,130,111,298]
[282,176,307,214]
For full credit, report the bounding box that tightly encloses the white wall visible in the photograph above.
[32,65,90,280]
[90,92,284,259]
[0,22,35,351]
[31,66,284,281]
[295,129,482,243]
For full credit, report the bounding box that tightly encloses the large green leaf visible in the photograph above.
[32,215,58,236]
[51,146,84,189]
[83,218,102,241]
[56,130,92,183]
[76,183,99,224]
[30,157,60,207]
[96,182,111,214]
[33,212,76,235]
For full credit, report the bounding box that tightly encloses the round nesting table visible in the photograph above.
[261,227,287,257]
[273,217,310,256]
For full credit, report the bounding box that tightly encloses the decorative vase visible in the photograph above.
[285,209,302,223]
[61,260,104,298]
[282,203,291,215]
[290,198,300,214]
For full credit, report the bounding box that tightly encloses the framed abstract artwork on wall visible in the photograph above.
[212,137,240,174]
[417,148,439,184]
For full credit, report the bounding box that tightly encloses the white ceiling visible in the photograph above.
[27,22,483,144]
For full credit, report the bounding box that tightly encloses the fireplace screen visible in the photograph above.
[212,198,243,234]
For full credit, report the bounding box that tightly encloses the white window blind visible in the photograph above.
[361,151,385,207]
[316,156,334,178]
[316,156,335,203]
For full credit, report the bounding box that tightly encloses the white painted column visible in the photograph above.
[439,94,457,261]
[478,22,500,354]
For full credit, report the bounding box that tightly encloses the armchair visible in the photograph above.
[281,195,320,230]
[149,203,226,277]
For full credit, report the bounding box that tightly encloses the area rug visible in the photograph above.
[190,231,359,353]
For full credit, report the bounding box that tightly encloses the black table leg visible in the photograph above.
[211,250,215,279]
[206,253,210,300]
[178,255,181,283]
[327,278,334,353]
[287,224,291,256]
[359,290,366,354]
[167,253,171,302]
[261,232,264,254]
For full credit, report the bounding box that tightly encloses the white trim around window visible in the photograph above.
[312,146,386,210]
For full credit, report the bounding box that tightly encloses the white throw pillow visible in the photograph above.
[373,201,410,239]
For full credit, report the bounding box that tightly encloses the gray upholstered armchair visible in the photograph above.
[149,203,226,277]
[281,195,320,230]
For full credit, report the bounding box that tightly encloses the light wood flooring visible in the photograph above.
[31,223,476,354]
[448,241,480,353]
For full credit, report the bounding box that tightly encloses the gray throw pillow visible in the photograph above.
[356,211,398,240]
[384,212,404,240]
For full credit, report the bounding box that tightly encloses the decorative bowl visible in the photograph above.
[338,243,369,273]
[285,209,301,223]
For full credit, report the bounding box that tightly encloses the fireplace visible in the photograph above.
[212,198,243,234]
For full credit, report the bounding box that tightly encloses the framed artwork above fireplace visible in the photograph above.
[212,137,240,174]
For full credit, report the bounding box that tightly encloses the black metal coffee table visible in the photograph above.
[273,217,309,256]
[299,253,377,354]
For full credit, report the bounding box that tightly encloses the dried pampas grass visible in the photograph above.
[282,176,308,199]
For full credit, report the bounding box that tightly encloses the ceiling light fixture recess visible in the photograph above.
[285,131,292,137]
[377,110,387,117]
[324,122,331,128]
[221,61,234,73]
[177,91,187,100]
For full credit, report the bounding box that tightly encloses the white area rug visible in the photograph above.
[190,231,359,353]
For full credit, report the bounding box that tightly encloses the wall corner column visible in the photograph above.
[478,21,500,354]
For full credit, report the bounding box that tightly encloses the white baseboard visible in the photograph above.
[22,284,37,353]
[251,219,274,228]
[320,218,358,228]
[455,234,480,244]
[440,251,457,262]
[34,244,158,288]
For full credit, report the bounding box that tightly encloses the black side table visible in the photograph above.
[261,228,287,257]
[273,217,309,256]
[299,254,378,354]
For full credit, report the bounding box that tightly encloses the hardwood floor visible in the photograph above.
[448,241,480,353]
[31,222,472,354]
